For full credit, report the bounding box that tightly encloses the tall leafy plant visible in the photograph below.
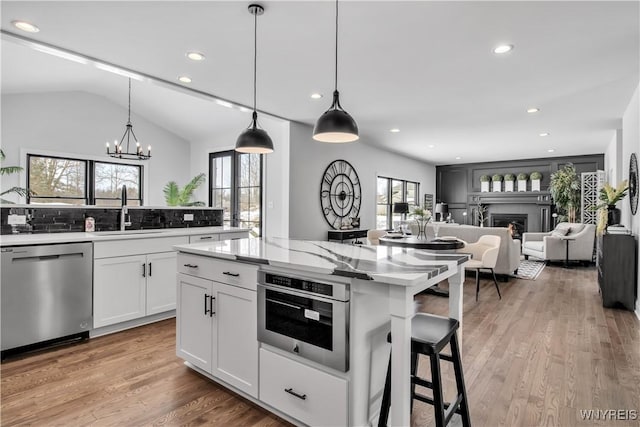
[549,163,581,223]
[163,173,206,206]
[0,149,32,203]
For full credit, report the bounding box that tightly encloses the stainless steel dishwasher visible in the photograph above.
[1,242,93,358]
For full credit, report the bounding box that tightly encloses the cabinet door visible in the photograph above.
[176,273,213,372]
[94,255,147,328]
[146,252,178,315]
[212,282,258,398]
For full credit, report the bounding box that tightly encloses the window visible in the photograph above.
[210,150,263,236]
[27,154,142,205]
[376,176,420,230]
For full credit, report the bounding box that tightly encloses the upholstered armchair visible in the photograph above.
[522,222,596,262]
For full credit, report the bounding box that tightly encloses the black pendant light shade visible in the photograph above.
[313,90,359,143]
[235,4,273,154]
[313,0,358,143]
[236,111,274,154]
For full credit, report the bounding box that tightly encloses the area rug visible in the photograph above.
[515,260,546,280]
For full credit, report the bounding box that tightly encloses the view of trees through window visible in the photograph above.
[210,150,262,237]
[27,154,141,205]
[376,176,420,230]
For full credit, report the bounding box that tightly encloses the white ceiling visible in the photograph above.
[1,1,639,165]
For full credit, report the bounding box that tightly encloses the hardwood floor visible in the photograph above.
[1,264,638,426]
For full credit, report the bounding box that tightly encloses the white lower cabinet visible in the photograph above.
[259,348,348,427]
[177,266,258,398]
[146,251,178,315]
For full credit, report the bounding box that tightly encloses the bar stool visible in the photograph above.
[378,313,471,427]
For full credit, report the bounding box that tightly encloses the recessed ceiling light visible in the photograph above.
[455,156,462,160]
[428,144,435,149]
[527,107,540,113]
[389,128,400,133]
[310,93,323,99]
[493,44,513,54]
[216,100,233,109]
[539,132,550,137]
[239,106,251,113]
[178,76,192,83]
[547,148,555,153]
[186,51,205,61]
[12,20,40,33]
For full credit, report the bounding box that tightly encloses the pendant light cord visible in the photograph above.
[127,78,132,124]
[334,0,339,92]
[253,9,258,113]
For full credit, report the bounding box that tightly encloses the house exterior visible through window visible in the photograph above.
[27,154,142,205]
[209,150,263,237]
[376,176,420,230]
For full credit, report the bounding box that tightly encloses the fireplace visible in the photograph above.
[491,214,527,240]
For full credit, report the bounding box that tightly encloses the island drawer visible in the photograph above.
[259,348,348,427]
[188,234,220,243]
[177,253,258,291]
[218,232,249,240]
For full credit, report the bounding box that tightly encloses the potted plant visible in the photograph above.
[594,180,628,234]
[504,173,516,192]
[549,164,579,222]
[480,175,491,192]
[163,173,206,206]
[492,174,503,192]
[517,173,528,192]
[530,171,542,191]
[0,149,33,203]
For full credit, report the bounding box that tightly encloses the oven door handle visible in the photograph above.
[265,298,303,311]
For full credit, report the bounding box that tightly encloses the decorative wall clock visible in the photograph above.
[629,153,638,215]
[320,159,361,229]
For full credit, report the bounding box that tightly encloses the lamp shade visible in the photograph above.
[313,91,359,143]
[393,202,410,214]
[435,203,448,220]
[235,112,274,154]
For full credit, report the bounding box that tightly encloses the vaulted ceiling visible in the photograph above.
[2,1,638,165]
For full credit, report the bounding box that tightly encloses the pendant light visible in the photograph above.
[235,4,274,154]
[106,78,151,160]
[313,0,359,143]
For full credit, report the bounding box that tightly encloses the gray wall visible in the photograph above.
[289,122,436,241]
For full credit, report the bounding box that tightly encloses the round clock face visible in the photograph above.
[630,153,638,215]
[320,160,362,229]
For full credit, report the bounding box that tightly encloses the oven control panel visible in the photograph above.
[264,273,333,297]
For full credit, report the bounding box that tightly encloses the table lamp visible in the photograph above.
[393,202,410,234]
[435,203,448,222]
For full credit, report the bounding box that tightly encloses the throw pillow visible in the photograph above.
[551,226,571,237]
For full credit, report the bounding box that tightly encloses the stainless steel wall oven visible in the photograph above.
[257,271,350,372]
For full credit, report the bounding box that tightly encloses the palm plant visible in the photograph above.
[550,163,581,222]
[1,149,33,203]
[163,173,206,206]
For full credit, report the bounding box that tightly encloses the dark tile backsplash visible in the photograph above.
[1,206,223,235]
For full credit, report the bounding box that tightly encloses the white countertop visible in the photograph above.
[0,226,249,246]
[174,237,469,287]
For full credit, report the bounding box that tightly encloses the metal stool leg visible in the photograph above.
[475,269,480,301]
[490,268,502,300]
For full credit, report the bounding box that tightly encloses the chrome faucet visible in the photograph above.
[120,185,131,231]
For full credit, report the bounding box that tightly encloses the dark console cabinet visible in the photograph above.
[597,234,637,311]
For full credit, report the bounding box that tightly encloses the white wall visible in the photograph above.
[189,116,290,239]
[604,129,623,182]
[619,84,640,319]
[1,91,190,205]
[288,122,436,241]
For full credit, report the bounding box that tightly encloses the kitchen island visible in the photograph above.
[174,237,469,426]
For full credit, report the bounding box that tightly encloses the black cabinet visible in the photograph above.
[597,234,637,310]
[327,229,368,244]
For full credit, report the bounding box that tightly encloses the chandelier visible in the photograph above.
[106,78,151,160]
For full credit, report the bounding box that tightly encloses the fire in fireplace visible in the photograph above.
[491,214,528,239]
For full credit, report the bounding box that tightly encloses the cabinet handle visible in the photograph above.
[199,236,213,240]
[210,295,216,317]
[204,293,210,315]
[284,388,307,400]
[223,271,240,277]
[183,263,198,268]
[148,262,152,276]
[142,263,146,277]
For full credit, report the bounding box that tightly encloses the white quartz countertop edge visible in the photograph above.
[0,226,249,246]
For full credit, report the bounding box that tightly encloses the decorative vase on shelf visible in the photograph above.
[530,172,542,191]
[517,173,528,192]
[607,205,621,226]
[480,175,490,192]
[492,175,503,192]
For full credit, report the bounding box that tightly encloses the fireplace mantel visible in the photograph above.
[468,192,552,232]
[469,191,552,205]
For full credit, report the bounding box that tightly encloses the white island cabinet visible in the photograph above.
[174,237,469,427]
[177,254,259,397]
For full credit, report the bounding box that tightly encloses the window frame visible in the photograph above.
[26,153,143,205]
[209,150,264,237]
[376,176,420,230]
